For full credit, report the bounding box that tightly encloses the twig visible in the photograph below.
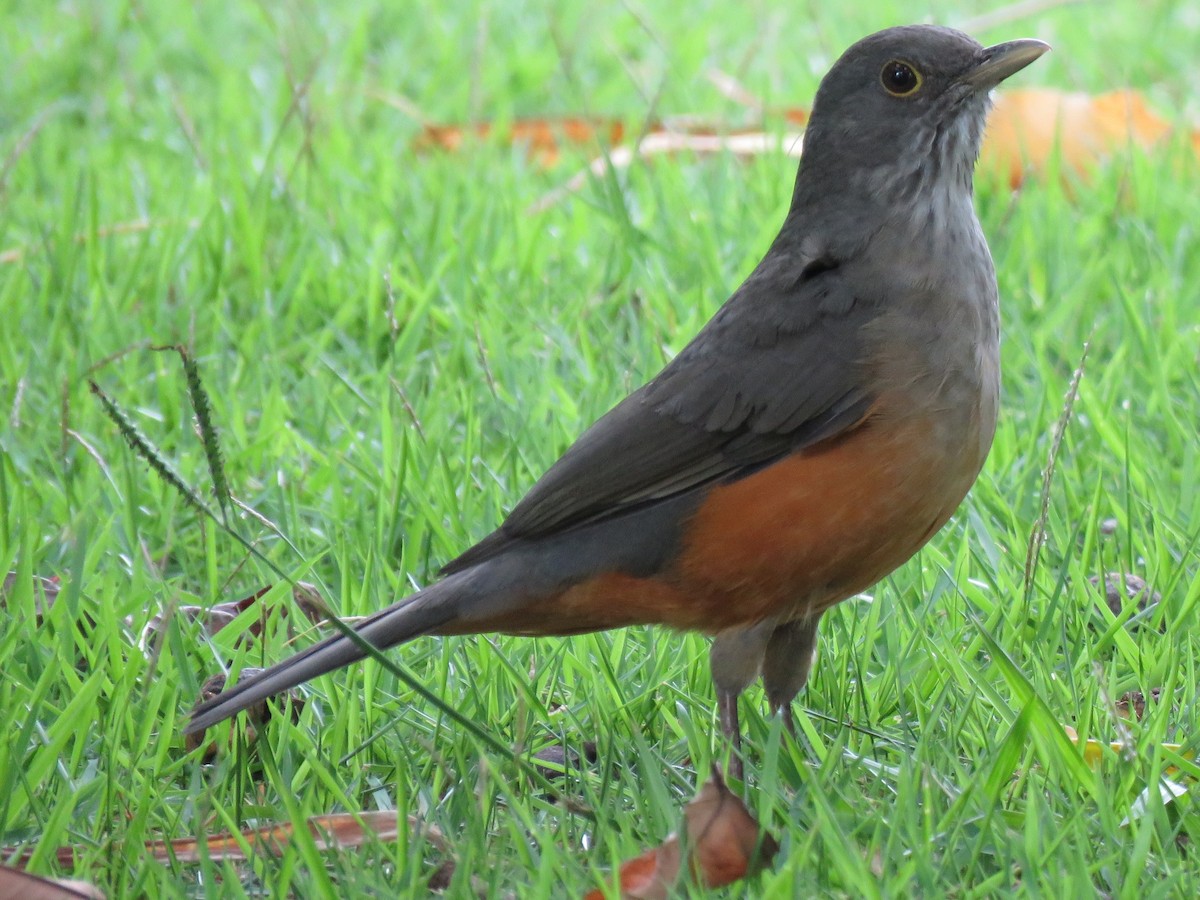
[1023,337,1092,599]
[706,69,764,112]
[528,130,803,214]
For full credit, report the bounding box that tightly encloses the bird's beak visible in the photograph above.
[959,38,1050,91]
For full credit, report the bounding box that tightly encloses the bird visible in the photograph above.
[186,25,1048,773]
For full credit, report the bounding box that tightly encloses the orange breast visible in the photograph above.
[484,412,981,637]
[663,414,973,630]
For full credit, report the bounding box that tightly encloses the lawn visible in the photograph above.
[2,0,1199,896]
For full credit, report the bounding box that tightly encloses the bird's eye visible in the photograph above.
[880,60,922,96]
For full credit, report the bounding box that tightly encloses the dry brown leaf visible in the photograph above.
[1,572,62,621]
[0,864,104,899]
[182,667,307,758]
[139,581,326,650]
[532,741,599,780]
[983,89,1183,187]
[416,117,629,167]
[1087,572,1161,618]
[583,766,778,899]
[1,573,96,667]
[144,810,409,862]
[5,812,448,878]
[413,88,1198,207]
[176,583,329,757]
[1115,688,1163,721]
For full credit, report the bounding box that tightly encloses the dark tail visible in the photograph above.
[183,575,465,735]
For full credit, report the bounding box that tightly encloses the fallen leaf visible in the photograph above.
[1,572,62,621]
[183,668,306,759]
[983,89,1184,188]
[139,581,326,650]
[144,810,413,862]
[1115,688,1163,721]
[532,740,599,780]
[427,859,456,891]
[289,582,327,623]
[416,117,629,167]
[584,766,778,899]
[4,812,449,877]
[1120,777,1190,828]
[410,88,1199,206]
[0,864,104,899]
[1088,572,1160,619]
[1063,724,1187,772]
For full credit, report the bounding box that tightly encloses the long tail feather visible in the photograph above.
[183,579,460,734]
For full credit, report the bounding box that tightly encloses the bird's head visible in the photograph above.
[794,25,1048,206]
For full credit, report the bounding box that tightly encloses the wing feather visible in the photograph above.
[442,247,877,575]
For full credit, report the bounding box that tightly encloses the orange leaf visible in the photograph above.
[5,812,447,875]
[983,89,1181,187]
[416,117,628,167]
[582,842,683,900]
[145,810,402,862]
[411,88,1199,196]
[1062,724,1188,773]
[585,767,778,899]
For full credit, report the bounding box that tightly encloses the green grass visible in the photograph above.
[3,0,1200,896]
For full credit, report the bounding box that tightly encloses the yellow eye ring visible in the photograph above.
[880,60,922,96]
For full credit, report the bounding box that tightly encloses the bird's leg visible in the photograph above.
[762,612,823,733]
[710,623,774,781]
[717,688,744,780]
[780,704,797,738]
